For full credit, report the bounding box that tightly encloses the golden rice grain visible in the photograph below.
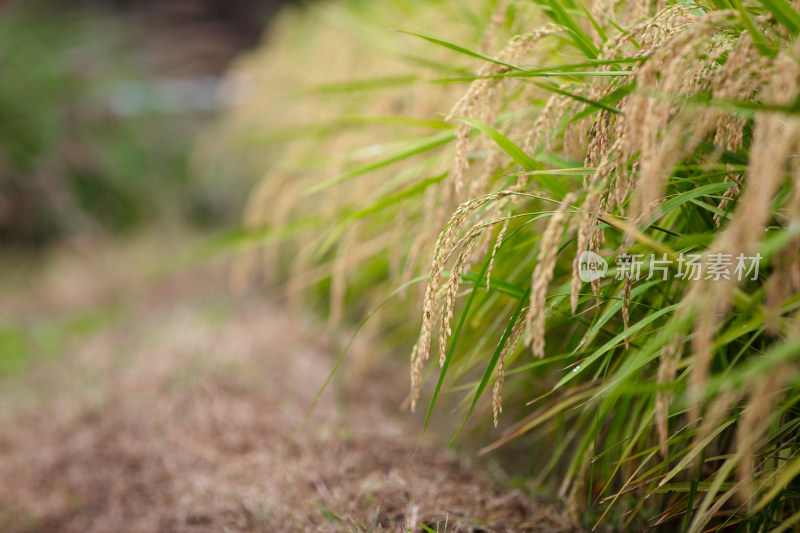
[526,193,576,357]
[492,317,525,427]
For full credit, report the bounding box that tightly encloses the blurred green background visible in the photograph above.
[0,0,296,382]
[0,0,292,246]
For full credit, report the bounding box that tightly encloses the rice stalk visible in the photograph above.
[214,0,800,528]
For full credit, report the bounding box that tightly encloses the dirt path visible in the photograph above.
[0,238,570,532]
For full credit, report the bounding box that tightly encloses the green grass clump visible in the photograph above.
[216,0,800,529]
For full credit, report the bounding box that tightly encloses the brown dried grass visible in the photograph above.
[0,243,572,533]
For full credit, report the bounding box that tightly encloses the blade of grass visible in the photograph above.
[297,276,428,435]
[555,304,679,389]
[757,0,800,34]
[305,132,455,195]
[347,172,448,220]
[298,75,420,94]
[535,0,599,58]
[732,0,774,56]
[534,81,624,114]
[428,70,631,83]
[751,451,800,514]
[580,2,607,42]
[391,29,531,71]
[456,116,569,198]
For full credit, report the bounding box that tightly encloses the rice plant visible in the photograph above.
[215,0,800,529]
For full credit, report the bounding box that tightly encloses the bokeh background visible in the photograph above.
[0,0,293,247]
[0,2,562,531]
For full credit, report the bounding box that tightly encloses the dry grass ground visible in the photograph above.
[0,236,571,532]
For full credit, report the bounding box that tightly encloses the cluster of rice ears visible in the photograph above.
[212,0,800,529]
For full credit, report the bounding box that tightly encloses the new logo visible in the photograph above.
[577,251,608,282]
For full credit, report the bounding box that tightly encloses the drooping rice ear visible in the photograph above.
[486,202,511,292]
[572,141,619,312]
[329,224,356,330]
[525,93,573,156]
[565,441,594,527]
[694,390,739,459]
[736,367,788,502]
[656,334,684,457]
[687,46,800,421]
[439,228,480,366]
[626,16,733,224]
[232,173,294,290]
[411,191,517,408]
[621,276,632,348]
[493,317,525,427]
[452,123,472,196]
[526,193,577,357]
[764,165,800,332]
[479,0,510,54]
[687,281,721,425]
[447,26,559,195]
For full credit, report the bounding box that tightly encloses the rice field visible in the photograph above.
[215,0,800,530]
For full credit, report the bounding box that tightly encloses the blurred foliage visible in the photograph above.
[0,1,244,246]
[0,306,120,377]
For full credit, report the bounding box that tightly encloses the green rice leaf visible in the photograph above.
[757,0,800,34]
[392,29,530,71]
[456,116,570,198]
[305,132,455,195]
